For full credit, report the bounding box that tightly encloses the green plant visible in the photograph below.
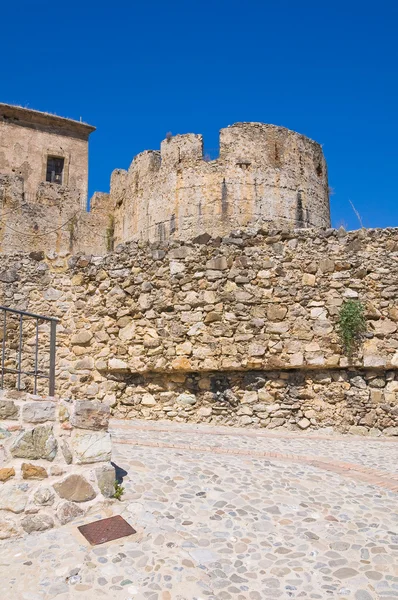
[337,300,366,356]
[113,480,125,501]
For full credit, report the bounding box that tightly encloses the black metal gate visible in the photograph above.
[0,306,57,396]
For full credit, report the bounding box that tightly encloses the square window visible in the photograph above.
[46,156,64,184]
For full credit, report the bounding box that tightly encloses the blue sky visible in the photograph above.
[1,0,397,229]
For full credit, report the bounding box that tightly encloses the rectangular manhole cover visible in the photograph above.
[78,515,136,545]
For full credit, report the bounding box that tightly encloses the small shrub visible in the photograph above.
[337,300,366,356]
[113,481,125,501]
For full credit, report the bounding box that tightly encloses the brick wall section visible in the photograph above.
[0,226,398,434]
[0,390,114,539]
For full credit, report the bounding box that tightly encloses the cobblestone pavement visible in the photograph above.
[0,420,397,600]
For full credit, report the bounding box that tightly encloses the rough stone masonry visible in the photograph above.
[0,225,398,435]
[0,389,114,539]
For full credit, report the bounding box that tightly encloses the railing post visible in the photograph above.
[49,320,56,396]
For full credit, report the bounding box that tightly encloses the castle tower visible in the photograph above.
[112,122,330,244]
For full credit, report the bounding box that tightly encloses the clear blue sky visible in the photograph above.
[1,0,397,229]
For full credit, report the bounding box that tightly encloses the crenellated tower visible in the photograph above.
[112,122,330,244]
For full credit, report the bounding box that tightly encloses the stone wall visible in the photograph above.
[1,226,398,434]
[0,174,112,255]
[0,390,114,539]
[112,123,330,243]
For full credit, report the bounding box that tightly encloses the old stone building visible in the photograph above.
[0,103,113,255]
[0,107,331,254]
[112,123,331,243]
[0,102,95,202]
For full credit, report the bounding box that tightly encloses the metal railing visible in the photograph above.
[0,306,57,396]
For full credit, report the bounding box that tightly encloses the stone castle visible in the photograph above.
[0,103,330,255]
[0,102,397,440]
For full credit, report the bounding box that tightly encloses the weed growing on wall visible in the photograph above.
[337,300,366,356]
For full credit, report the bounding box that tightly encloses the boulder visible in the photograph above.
[10,425,58,461]
[53,474,96,502]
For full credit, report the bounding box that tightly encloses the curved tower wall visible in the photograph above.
[112,122,330,243]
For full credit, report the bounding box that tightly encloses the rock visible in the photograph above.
[206,256,228,270]
[0,399,19,420]
[302,273,316,286]
[297,418,311,430]
[0,427,11,439]
[266,305,287,321]
[43,287,62,301]
[72,431,112,464]
[197,407,212,417]
[108,358,129,372]
[343,288,359,298]
[71,330,93,346]
[383,427,398,436]
[249,344,266,357]
[21,463,48,479]
[0,467,15,482]
[56,501,84,525]
[22,401,56,423]
[96,464,116,497]
[0,484,28,513]
[61,439,73,464]
[349,426,368,436]
[29,250,45,261]
[53,474,96,502]
[140,393,157,406]
[11,425,57,461]
[350,376,367,389]
[371,319,397,335]
[176,393,197,405]
[21,514,54,533]
[363,355,386,368]
[0,518,19,539]
[71,401,110,430]
[0,269,19,283]
[33,487,55,506]
[119,322,135,341]
[170,261,185,275]
[170,246,190,259]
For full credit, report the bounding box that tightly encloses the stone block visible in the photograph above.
[0,518,19,539]
[71,330,93,345]
[21,463,48,479]
[72,431,112,464]
[140,393,157,406]
[0,467,15,482]
[33,487,55,506]
[0,399,19,420]
[96,464,116,497]
[21,514,54,533]
[0,484,28,513]
[176,393,196,405]
[10,425,58,461]
[206,256,228,270]
[56,501,84,525]
[53,474,96,502]
[70,401,110,430]
[22,401,56,423]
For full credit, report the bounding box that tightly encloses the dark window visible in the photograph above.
[46,156,64,184]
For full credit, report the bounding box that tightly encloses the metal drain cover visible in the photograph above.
[78,515,136,545]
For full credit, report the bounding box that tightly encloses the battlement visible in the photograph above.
[112,122,330,244]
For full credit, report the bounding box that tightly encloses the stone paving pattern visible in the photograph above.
[0,419,397,599]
